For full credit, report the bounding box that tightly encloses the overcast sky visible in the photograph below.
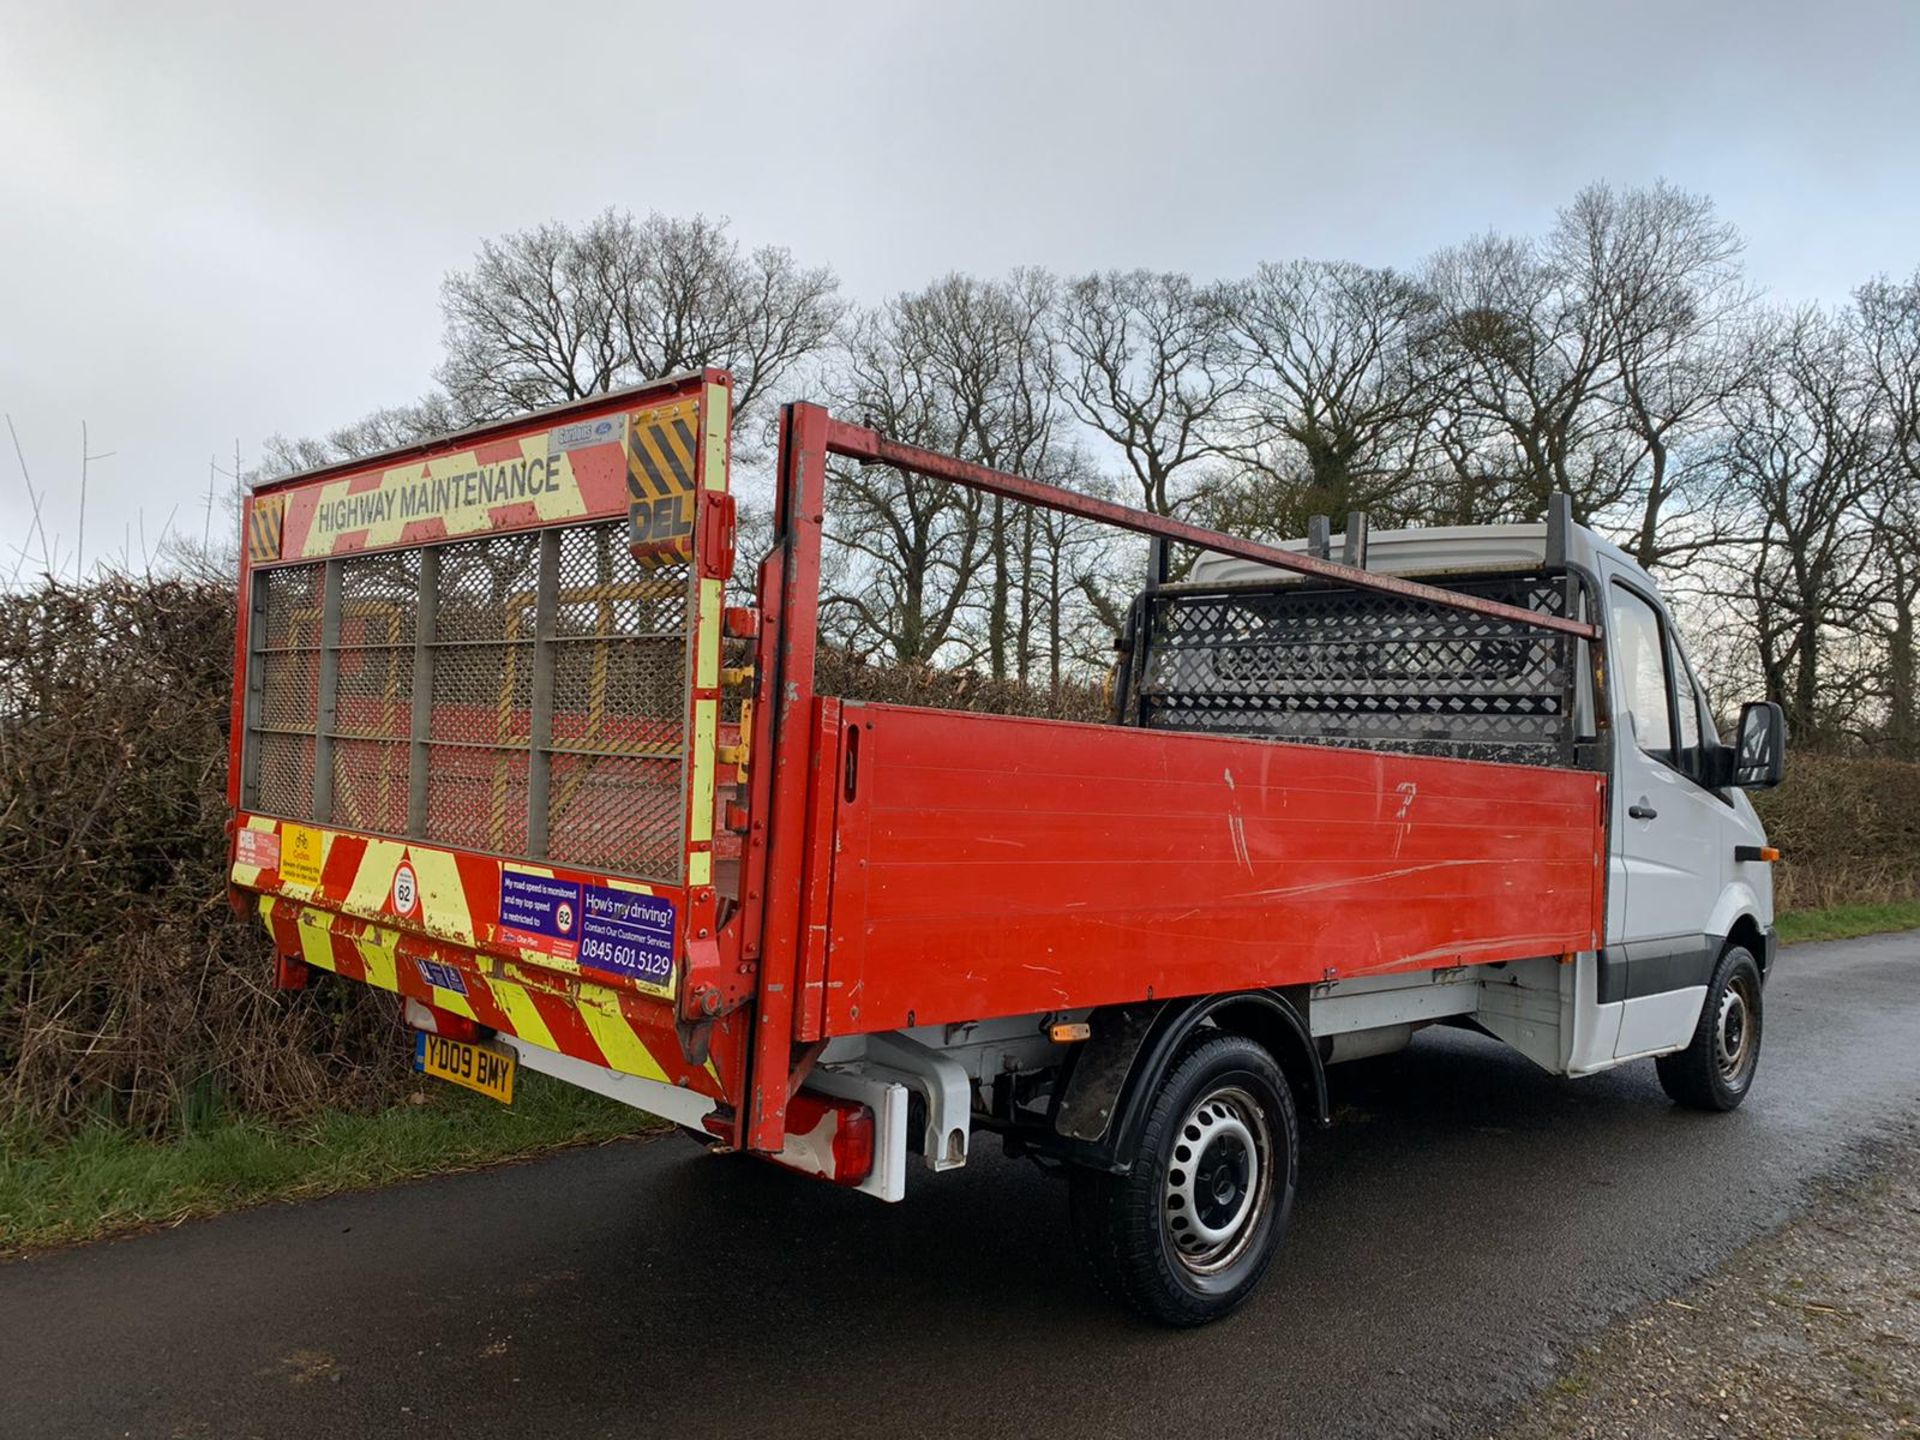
[3,0,1917,574]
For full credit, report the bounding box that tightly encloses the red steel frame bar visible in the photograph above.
[823,419,1599,640]
[745,403,830,1151]
[742,402,1599,1152]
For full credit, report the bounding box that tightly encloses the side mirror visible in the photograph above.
[1730,701,1787,789]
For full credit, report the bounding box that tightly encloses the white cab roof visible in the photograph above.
[1188,521,1623,585]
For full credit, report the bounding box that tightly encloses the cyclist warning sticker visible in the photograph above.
[579,886,675,986]
[498,869,582,961]
[281,824,325,888]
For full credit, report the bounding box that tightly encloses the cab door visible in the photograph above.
[1600,567,1725,1058]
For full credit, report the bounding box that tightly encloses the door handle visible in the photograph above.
[1628,802,1658,820]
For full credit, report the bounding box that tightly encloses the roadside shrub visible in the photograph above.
[815,646,1109,721]
[1752,753,1920,910]
[0,575,408,1140]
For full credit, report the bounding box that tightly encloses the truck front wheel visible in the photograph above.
[1656,944,1764,1111]
[1069,1032,1298,1326]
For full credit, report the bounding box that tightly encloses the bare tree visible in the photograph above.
[1423,183,1748,532]
[1223,259,1442,530]
[1854,270,1920,755]
[823,299,988,667]
[1580,187,1753,566]
[1424,230,1619,520]
[1714,308,1883,745]
[1056,270,1241,518]
[259,393,470,477]
[825,273,1065,680]
[438,210,844,434]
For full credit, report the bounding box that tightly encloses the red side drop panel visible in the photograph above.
[819,703,1607,1035]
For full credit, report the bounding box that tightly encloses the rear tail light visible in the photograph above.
[404,997,481,1043]
[769,1091,875,1186]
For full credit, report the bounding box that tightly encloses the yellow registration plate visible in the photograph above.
[414,1031,516,1104]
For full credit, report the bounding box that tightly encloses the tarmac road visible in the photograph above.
[4,930,1917,1440]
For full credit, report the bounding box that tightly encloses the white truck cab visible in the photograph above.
[1188,506,1785,1106]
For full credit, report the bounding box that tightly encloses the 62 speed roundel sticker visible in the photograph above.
[391,862,419,917]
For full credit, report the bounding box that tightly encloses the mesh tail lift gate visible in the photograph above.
[229,372,740,1047]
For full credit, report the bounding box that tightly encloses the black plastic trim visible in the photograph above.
[1596,934,1715,1004]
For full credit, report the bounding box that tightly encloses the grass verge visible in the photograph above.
[1776,899,1920,945]
[0,1071,655,1256]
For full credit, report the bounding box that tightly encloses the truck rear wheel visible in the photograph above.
[1069,1032,1297,1326]
[1656,945,1764,1111]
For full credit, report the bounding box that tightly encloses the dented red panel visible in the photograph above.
[821,703,1607,1034]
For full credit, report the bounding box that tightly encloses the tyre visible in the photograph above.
[1656,945,1764,1111]
[1069,1032,1298,1326]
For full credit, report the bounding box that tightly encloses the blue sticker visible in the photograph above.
[579,885,676,984]
[415,958,469,995]
[499,869,584,959]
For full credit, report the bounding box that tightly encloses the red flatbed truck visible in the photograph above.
[230,369,1784,1324]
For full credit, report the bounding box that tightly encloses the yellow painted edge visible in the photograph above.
[408,846,476,946]
[491,982,558,1050]
[701,382,730,495]
[696,578,722,690]
[576,1000,671,1082]
[689,698,717,846]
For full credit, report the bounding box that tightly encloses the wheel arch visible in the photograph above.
[1720,910,1773,980]
[1705,882,1769,963]
[1055,990,1328,1173]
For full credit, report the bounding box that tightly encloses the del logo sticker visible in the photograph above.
[235,828,281,872]
[391,862,419,917]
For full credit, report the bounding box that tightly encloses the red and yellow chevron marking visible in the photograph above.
[256,895,735,1097]
[247,494,284,563]
[229,814,676,1002]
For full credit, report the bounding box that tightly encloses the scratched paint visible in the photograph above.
[820,703,1603,1033]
